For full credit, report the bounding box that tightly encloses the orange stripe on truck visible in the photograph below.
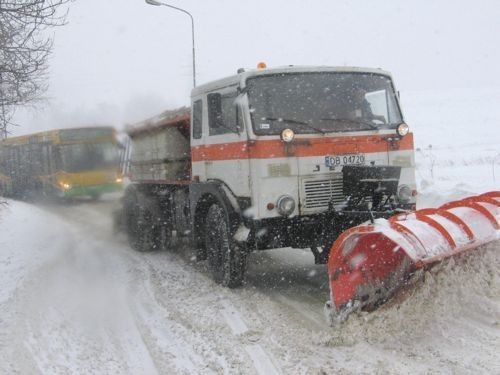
[191,133,414,162]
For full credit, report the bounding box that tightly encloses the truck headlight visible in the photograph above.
[396,123,409,137]
[277,195,295,216]
[281,128,295,143]
[398,184,412,203]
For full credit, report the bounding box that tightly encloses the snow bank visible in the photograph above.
[0,200,70,304]
[403,87,500,205]
[324,241,500,373]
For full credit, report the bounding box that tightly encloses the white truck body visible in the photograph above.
[122,65,417,285]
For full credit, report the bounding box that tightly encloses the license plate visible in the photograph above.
[325,154,366,168]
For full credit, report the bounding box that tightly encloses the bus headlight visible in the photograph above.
[281,128,295,143]
[396,123,409,137]
[277,195,295,216]
[60,182,71,190]
[116,177,123,183]
[398,184,412,203]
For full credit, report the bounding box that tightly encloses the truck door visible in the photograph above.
[204,86,251,197]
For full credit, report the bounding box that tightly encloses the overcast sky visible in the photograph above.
[12,0,500,135]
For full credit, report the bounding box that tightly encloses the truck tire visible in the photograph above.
[204,203,246,288]
[123,189,141,248]
[124,191,161,252]
[136,206,160,252]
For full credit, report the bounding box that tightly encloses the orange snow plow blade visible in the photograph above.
[326,191,500,323]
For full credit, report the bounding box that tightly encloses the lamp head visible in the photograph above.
[145,0,162,6]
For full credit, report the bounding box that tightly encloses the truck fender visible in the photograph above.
[189,181,250,255]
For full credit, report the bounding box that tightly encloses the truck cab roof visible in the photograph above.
[191,65,393,97]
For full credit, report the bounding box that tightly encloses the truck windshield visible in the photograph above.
[246,72,403,135]
[60,142,120,172]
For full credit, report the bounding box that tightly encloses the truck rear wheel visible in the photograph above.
[124,191,162,252]
[136,207,162,252]
[204,203,246,288]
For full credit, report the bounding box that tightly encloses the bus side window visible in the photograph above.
[54,146,62,171]
[29,143,43,176]
[41,144,50,175]
[192,99,203,139]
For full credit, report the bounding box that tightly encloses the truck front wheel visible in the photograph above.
[204,203,246,288]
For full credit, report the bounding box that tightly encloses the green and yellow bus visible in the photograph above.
[0,127,123,199]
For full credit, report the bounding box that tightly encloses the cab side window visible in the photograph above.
[208,92,240,136]
[192,99,203,139]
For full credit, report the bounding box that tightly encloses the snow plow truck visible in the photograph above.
[119,64,500,323]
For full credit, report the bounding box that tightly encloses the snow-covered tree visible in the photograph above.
[0,0,70,138]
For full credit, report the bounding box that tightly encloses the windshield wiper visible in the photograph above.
[320,117,378,130]
[261,116,325,134]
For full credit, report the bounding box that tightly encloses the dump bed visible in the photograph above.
[126,107,191,182]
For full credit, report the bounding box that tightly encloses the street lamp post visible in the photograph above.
[145,0,197,87]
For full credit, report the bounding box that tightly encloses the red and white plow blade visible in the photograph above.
[326,191,500,324]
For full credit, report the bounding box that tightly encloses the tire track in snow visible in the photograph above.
[244,249,330,331]
[245,345,281,375]
[34,200,357,373]
[26,233,159,374]
[115,304,159,375]
[220,299,282,375]
[270,293,326,329]
[129,265,215,374]
[34,198,500,374]
[0,201,162,374]
[219,299,249,336]
[46,200,320,372]
[40,201,254,373]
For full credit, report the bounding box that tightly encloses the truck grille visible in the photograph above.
[301,174,344,212]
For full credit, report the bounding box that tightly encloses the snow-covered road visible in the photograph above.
[0,194,499,374]
[1,87,500,374]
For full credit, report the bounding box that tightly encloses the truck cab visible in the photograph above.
[189,66,416,257]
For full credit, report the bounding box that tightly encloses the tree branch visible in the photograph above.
[0,0,71,136]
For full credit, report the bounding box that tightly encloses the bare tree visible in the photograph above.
[0,0,70,138]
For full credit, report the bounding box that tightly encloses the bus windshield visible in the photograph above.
[246,72,403,135]
[60,141,120,172]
